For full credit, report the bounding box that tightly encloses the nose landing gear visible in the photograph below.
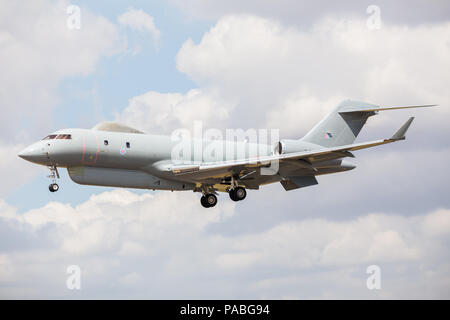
[49,183,59,192]
[47,165,60,193]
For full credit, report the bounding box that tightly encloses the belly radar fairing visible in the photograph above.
[18,100,435,208]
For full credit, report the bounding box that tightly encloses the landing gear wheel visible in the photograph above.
[229,189,237,201]
[234,187,246,200]
[49,183,59,192]
[47,166,60,193]
[201,196,209,208]
[201,194,217,208]
[206,194,217,207]
[229,187,246,201]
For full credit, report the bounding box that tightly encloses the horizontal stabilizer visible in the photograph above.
[339,104,436,114]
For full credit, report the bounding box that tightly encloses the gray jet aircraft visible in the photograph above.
[18,100,433,207]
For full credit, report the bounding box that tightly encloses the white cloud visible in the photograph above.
[178,15,448,133]
[116,89,233,134]
[422,209,450,237]
[169,0,450,27]
[118,8,160,42]
[0,189,449,298]
[106,13,450,148]
[0,0,125,192]
[119,272,143,286]
[119,14,450,138]
[0,142,44,197]
[0,0,122,140]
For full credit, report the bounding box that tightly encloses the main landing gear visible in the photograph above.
[198,181,247,208]
[47,165,60,193]
[201,193,217,208]
[229,186,246,201]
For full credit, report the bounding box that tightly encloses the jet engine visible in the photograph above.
[276,139,307,154]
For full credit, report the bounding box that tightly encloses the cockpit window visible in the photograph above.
[42,135,57,140]
[56,134,72,140]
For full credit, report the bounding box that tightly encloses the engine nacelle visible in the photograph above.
[276,139,309,154]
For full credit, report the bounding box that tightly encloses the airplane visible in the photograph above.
[18,100,434,208]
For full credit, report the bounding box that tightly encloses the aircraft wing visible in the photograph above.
[170,117,414,179]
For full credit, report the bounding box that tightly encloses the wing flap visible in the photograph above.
[281,175,318,191]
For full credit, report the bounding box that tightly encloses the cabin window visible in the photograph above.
[42,135,57,140]
[56,134,72,140]
[104,140,109,146]
[126,142,131,148]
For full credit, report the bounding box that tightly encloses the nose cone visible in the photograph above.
[18,148,33,160]
[18,144,48,164]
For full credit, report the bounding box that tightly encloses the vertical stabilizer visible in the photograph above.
[301,100,377,147]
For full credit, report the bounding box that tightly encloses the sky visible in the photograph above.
[0,0,449,299]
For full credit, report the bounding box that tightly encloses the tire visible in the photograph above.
[49,183,59,192]
[229,187,246,201]
[234,187,246,201]
[200,196,210,208]
[229,189,238,201]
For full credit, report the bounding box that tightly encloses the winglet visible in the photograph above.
[390,117,414,140]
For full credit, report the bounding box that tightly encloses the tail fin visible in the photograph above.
[301,100,434,147]
[301,100,377,147]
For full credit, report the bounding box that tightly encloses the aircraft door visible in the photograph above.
[81,133,99,165]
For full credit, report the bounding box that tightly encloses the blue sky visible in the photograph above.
[55,0,208,126]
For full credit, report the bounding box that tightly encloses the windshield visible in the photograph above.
[56,134,72,139]
[42,135,57,140]
[42,134,72,140]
